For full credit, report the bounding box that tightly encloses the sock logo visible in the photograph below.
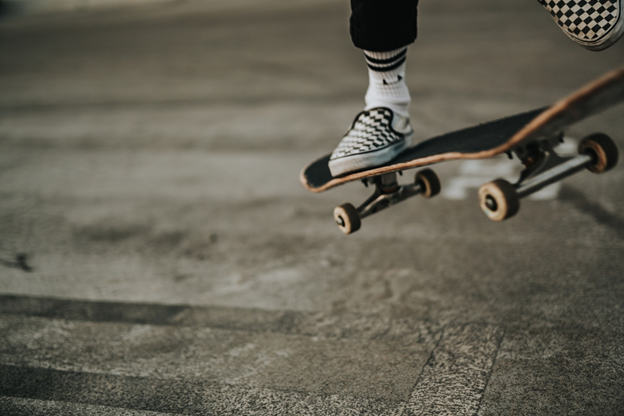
[382,75,403,85]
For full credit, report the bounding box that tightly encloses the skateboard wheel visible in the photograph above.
[478,179,519,222]
[334,203,361,235]
[579,133,619,174]
[415,169,441,198]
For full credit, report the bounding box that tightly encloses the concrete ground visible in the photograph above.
[1,0,624,414]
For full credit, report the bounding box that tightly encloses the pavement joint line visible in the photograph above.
[0,365,402,415]
[0,396,182,416]
[0,95,363,112]
[474,324,506,415]
[0,294,441,342]
[403,323,506,416]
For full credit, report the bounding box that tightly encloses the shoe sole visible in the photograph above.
[328,130,414,177]
[559,0,623,51]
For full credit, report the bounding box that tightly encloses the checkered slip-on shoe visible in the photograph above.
[539,0,623,51]
[328,107,414,177]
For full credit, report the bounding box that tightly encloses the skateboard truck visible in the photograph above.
[479,132,619,221]
[334,169,441,234]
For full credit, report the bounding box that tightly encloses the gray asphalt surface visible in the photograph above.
[1,0,624,414]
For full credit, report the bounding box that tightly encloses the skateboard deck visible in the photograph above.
[301,66,624,193]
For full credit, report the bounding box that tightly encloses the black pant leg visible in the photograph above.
[350,0,419,51]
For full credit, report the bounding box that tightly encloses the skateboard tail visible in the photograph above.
[503,65,624,150]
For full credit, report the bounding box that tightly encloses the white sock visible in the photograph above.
[363,47,411,119]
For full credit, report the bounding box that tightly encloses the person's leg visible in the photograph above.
[352,0,419,117]
[349,0,419,52]
[329,0,419,177]
[538,0,623,51]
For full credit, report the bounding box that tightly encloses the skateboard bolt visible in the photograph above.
[485,195,498,212]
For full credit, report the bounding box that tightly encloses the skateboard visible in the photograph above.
[300,66,624,234]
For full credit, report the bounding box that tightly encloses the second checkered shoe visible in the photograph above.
[539,0,623,51]
[328,108,414,177]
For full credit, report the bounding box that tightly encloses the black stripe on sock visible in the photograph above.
[363,48,407,65]
[366,56,406,72]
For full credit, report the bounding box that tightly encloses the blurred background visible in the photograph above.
[1,0,623,414]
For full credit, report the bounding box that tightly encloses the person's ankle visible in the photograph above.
[363,46,411,119]
[364,102,410,120]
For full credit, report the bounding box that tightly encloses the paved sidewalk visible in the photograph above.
[1,0,623,414]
